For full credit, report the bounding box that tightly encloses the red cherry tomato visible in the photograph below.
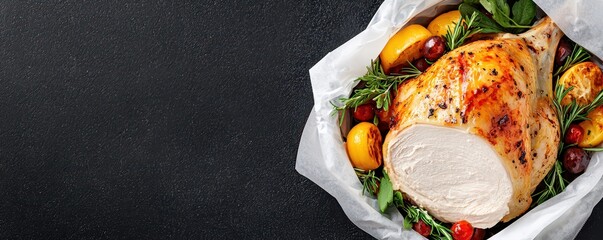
[375,103,394,132]
[564,123,584,144]
[353,104,375,122]
[413,220,431,237]
[451,220,474,240]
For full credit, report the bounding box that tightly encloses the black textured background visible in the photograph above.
[0,0,599,239]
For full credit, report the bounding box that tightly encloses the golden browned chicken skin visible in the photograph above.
[383,17,562,227]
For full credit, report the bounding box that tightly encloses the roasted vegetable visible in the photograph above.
[346,122,383,170]
[427,10,462,36]
[579,106,603,148]
[379,24,432,74]
[557,62,603,106]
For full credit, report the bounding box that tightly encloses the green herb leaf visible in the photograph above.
[378,170,393,212]
[495,0,510,16]
[332,59,421,123]
[444,12,482,51]
[512,0,536,26]
[554,44,591,77]
[403,216,413,230]
[479,0,496,15]
[533,161,567,206]
[533,78,603,205]
[459,3,505,33]
[471,0,532,31]
[401,204,453,240]
[393,191,404,208]
[483,0,513,28]
[463,0,481,4]
[355,168,380,196]
[584,147,603,152]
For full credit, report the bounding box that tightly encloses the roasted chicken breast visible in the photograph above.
[383,17,562,228]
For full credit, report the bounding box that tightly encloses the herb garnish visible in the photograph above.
[533,82,603,205]
[460,0,537,34]
[332,59,421,124]
[401,203,453,240]
[378,170,394,212]
[531,40,595,205]
[375,171,452,240]
[443,12,482,51]
[532,160,567,206]
[553,44,591,77]
[459,3,505,33]
[355,168,380,196]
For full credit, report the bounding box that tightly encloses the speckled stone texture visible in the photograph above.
[0,0,600,239]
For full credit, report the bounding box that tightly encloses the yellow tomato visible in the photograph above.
[428,10,462,36]
[379,24,432,74]
[579,106,603,147]
[558,62,603,106]
[346,122,383,170]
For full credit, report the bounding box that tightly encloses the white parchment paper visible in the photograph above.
[295,0,603,239]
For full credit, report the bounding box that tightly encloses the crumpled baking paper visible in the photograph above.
[295,0,603,239]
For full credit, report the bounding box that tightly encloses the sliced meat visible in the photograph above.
[385,124,512,228]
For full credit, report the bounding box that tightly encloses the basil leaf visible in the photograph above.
[496,0,510,16]
[512,0,536,25]
[493,0,514,27]
[479,0,496,14]
[492,9,512,28]
[393,191,405,208]
[459,4,504,33]
[378,171,393,212]
[495,0,512,27]
[478,0,512,28]
[463,0,480,4]
[403,216,413,230]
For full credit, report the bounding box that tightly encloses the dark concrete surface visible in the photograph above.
[0,0,599,239]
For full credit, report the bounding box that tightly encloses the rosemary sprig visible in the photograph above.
[555,84,603,135]
[332,59,421,117]
[531,44,591,205]
[397,196,452,240]
[444,12,481,51]
[583,147,603,152]
[553,44,591,77]
[533,82,603,205]
[355,168,379,196]
[377,176,451,239]
[532,161,567,206]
